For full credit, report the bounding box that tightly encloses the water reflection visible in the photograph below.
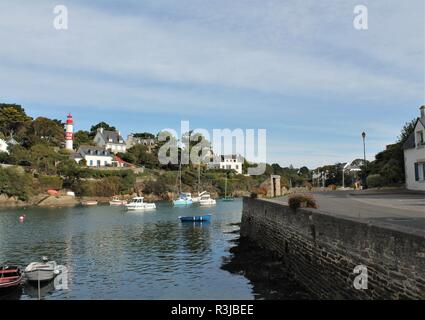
[221,234,315,300]
[180,222,212,254]
[24,281,56,299]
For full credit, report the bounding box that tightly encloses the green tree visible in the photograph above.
[30,144,65,174]
[299,166,310,175]
[90,122,116,137]
[57,159,82,187]
[0,166,34,201]
[398,119,417,144]
[7,145,32,166]
[124,145,159,168]
[380,158,403,184]
[74,130,93,149]
[7,144,67,174]
[0,103,32,138]
[25,117,64,147]
[0,152,9,164]
[367,118,417,185]
[133,132,155,139]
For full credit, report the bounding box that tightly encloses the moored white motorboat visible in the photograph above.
[199,192,216,206]
[191,192,203,203]
[125,197,156,210]
[24,257,60,282]
[109,196,127,206]
[191,190,207,203]
[173,193,193,206]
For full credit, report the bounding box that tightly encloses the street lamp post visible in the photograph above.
[362,132,366,187]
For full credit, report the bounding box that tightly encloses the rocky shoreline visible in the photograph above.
[0,191,244,209]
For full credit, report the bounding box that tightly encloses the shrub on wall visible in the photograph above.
[288,194,318,211]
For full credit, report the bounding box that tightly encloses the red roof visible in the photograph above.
[114,156,135,167]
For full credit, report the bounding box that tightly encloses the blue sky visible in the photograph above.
[0,0,424,168]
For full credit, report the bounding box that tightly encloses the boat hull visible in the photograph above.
[179,215,212,222]
[126,204,156,210]
[173,199,193,206]
[191,197,200,203]
[199,200,216,206]
[25,269,56,282]
[0,277,22,290]
[0,266,23,290]
[110,201,127,206]
[81,201,98,206]
[24,261,58,282]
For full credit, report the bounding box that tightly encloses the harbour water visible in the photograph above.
[0,200,254,299]
[0,199,312,300]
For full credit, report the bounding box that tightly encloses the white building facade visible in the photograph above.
[0,139,9,154]
[403,106,425,191]
[208,154,244,175]
[72,146,113,167]
[94,128,127,154]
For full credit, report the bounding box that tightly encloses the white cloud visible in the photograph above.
[0,0,423,110]
[0,0,423,167]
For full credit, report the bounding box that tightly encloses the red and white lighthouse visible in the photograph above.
[65,113,74,150]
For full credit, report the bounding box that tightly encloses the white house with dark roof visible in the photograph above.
[93,128,126,154]
[208,154,244,174]
[72,146,113,167]
[403,106,425,191]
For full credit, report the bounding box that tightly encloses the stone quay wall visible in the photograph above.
[241,197,425,299]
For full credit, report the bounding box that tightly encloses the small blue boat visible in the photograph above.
[178,215,212,222]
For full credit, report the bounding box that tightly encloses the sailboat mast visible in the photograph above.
[179,161,182,193]
[198,164,201,195]
[225,175,227,197]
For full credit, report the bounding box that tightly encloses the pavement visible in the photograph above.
[272,189,425,232]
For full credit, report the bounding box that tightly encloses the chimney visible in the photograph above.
[421,105,425,118]
[98,127,104,133]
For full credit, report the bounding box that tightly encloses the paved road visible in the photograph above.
[273,190,425,231]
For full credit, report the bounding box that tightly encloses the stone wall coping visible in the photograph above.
[244,197,425,239]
